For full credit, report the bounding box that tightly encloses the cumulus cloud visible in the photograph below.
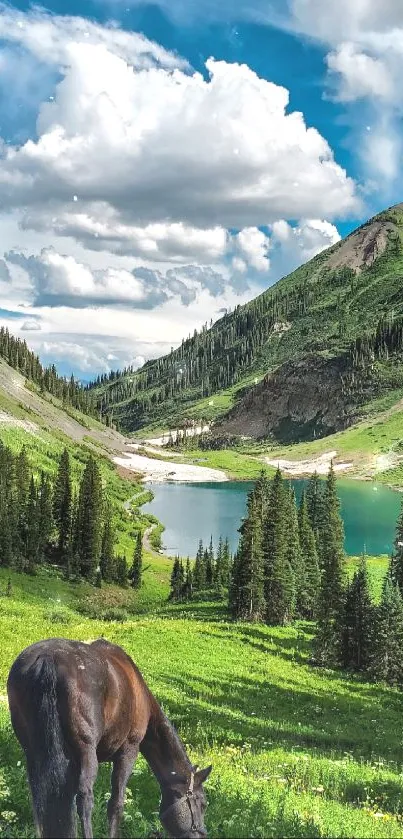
[5,248,230,308]
[0,10,357,243]
[235,228,270,272]
[21,209,229,264]
[326,43,394,102]
[270,218,341,277]
[283,0,403,189]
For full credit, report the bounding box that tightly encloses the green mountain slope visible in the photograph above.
[93,203,403,439]
[0,356,171,594]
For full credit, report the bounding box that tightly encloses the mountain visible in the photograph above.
[92,203,403,441]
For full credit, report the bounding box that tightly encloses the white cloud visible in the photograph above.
[326,43,394,102]
[21,209,229,264]
[0,11,357,239]
[4,248,234,308]
[283,0,403,189]
[270,218,341,275]
[0,4,185,70]
[0,4,359,376]
[236,227,270,271]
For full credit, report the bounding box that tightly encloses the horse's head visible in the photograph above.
[159,765,212,838]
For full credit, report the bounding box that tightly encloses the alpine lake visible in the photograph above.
[143,478,402,558]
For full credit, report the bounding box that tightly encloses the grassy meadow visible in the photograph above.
[2,558,403,839]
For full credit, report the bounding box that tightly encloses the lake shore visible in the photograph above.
[113,445,228,483]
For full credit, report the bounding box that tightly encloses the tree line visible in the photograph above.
[169,536,232,601]
[0,327,108,422]
[228,464,403,688]
[0,442,142,588]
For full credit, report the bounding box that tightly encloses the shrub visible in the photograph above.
[44,607,72,624]
[102,607,127,622]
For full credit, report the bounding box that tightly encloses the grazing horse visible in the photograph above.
[7,638,212,839]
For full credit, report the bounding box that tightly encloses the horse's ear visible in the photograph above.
[195,765,213,785]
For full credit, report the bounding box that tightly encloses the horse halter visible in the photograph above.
[159,771,208,839]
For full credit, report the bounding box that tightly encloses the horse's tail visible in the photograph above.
[23,656,76,838]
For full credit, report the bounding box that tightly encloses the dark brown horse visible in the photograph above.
[7,638,212,839]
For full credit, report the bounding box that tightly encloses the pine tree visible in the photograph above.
[25,476,38,574]
[305,471,325,559]
[205,537,214,588]
[15,446,30,563]
[284,486,301,617]
[214,536,223,590]
[183,558,193,600]
[75,456,103,581]
[0,443,14,567]
[340,556,372,671]
[262,469,294,625]
[129,532,143,589]
[115,555,128,587]
[221,537,231,587]
[389,500,403,596]
[230,488,265,620]
[298,491,321,619]
[169,556,185,601]
[100,509,116,582]
[53,448,72,562]
[313,464,346,666]
[193,540,205,591]
[369,575,403,686]
[37,472,53,564]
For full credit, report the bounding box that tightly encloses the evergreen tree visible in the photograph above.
[284,486,301,616]
[221,537,231,587]
[0,443,14,567]
[15,446,30,562]
[214,536,223,590]
[389,500,403,596]
[230,487,265,621]
[53,448,72,561]
[115,555,128,587]
[25,476,38,574]
[298,491,321,619]
[75,456,103,581]
[129,532,143,589]
[340,556,372,671]
[100,509,116,582]
[193,540,205,591]
[369,575,403,686]
[305,471,325,558]
[169,556,185,601]
[37,472,53,564]
[205,537,214,588]
[262,469,294,625]
[183,558,193,600]
[313,464,346,666]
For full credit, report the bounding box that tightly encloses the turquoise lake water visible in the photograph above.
[143,479,402,558]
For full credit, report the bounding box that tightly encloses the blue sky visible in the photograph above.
[0,0,402,376]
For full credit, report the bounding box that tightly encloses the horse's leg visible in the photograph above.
[76,747,98,839]
[107,743,139,839]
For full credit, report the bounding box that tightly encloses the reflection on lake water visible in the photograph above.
[143,479,402,558]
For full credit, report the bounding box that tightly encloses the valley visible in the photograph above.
[2,207,403,839]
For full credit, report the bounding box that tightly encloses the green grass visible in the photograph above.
[179,447,272,480]
[2,560,403,839]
